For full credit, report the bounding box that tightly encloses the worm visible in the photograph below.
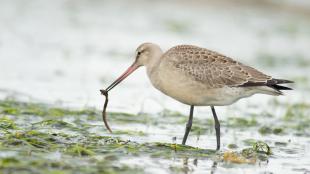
[100,89,112,133]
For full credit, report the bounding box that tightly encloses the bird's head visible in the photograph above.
[105,42,162,92]
[135,43,162,67]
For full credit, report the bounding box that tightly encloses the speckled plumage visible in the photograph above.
[163,45,271,88]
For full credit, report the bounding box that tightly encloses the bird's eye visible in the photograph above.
[137,51,141,56]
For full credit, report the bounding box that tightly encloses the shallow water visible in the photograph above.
[0,99,310,174]
[0,0,310,173]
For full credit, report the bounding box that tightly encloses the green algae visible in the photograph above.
[258,126,273,134]
[0,99,306,173]
[160,109,186,118]
[0,130,139,173]
[241,141,271,162]
[190,124,209,135]
[109,112,150,124]
[66,144,95,156]
[0,155,143,174]
[0,117,16,130]
[0,98,219,173]
[0,99,96,118]
[32,120,79,131]
[259,126,284,135]
[223,141,271,164]
[113,130,146,136]
[226,117,258,127]
[252,141,271,155]
[241,140,271,155]
[1,130,62,149]
[227,144,238,149]
[280,102,310,134]
[141,142,215,159]
[284,103,310,121]
[0,99,214,132]
[273,128,284,134]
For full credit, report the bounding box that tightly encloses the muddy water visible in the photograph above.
[0,0,310,173]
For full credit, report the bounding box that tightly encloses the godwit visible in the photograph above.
[101,43,293,150]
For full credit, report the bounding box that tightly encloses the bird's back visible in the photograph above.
[161,45,291,91]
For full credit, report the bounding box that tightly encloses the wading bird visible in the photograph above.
[102,43,293,150]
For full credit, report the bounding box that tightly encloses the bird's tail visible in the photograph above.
[266,79,293,95]
[267,79,293,91]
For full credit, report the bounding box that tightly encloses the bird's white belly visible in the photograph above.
[160,83,251,106]
[148,66,255,106]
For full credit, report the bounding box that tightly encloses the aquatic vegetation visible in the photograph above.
[0,99,96,118]
[109,112,150,124]
[227,144,238,149]
[0,99,309,173]
[66,144,95,156]
[190,124,209,135]
[113,130,146,136]
[223,151,256,164]
[0,99,220,173]
[259,126,284,135]
[252,141,271,155]
[280,102,310,135]
[224,141,271,164]
[0,118,16,130]
[226,117,258,128]
[283,103,310,121]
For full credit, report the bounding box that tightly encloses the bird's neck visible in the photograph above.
[146,53,162,87]
[146,56,160,75]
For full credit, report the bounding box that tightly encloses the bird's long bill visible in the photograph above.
[105,62,139,92]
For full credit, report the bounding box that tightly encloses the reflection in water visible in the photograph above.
[211,161,218,174]
[193,158,198,166]
[179,158,218,174]
[182,158,190,174]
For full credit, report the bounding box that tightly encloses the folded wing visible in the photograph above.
[166,45,293,91]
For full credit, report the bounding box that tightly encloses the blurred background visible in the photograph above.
[1,1,310,173]
[0,0,309,114]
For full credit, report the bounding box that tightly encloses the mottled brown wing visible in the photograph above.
[164,45,272,88]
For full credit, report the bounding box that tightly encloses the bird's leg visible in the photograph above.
[211,106,220,150]
[182,105,194,145]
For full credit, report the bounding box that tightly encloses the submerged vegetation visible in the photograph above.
[0,99,309,173]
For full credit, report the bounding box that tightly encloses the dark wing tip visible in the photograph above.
[239,78,294,90]
[266,79,294,91]
[269,84,293,91]
[269,79,294,84]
